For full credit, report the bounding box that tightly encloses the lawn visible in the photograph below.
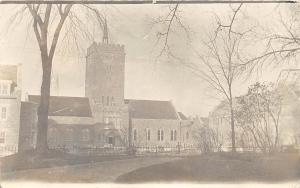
[0,149,135,173]
[115,152,300,183]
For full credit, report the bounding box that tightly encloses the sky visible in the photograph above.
[0,3,299,117]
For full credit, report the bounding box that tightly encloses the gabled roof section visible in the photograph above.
[125,99,179,120]
[178,112,188,120]
[0,65,18,83]
[28,95,92,117]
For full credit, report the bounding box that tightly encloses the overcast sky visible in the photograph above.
[0,3,298,117]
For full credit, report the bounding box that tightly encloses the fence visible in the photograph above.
[50,144,203,156]
[50,145,282,156]
[134,145,201,156]
[50,145,128,156]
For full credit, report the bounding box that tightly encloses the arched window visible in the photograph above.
[171,130,177,141]
[146,128,150,141]
[186,132,189,140]
[158,129,164,141]
[174,130,177,141]
[106,96,109,106]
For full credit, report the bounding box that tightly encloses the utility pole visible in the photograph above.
[178,121,182,154]
[128,109,132,148]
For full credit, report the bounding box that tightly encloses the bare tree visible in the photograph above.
[189,4,248,152]
[235,82,283,153]
[242,5,300,71]
[151,4,249,152]
[9,4,105,153]
[149,4,191,60]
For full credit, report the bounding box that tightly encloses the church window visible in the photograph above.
[158,129,164,141]
[0,132,5,143]
[106,96,109,106]
[1,107,7,120]
[171,130,177,141]
[146,128,150,141]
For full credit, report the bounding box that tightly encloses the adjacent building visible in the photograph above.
[0,64,22,156]
[208,83,300,152]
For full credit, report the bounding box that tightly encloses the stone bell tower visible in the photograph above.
[85,19,126,129]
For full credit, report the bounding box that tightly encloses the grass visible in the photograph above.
[115,152,300,183]
[0,149,135,173]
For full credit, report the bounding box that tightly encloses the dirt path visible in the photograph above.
[1,156,180,183]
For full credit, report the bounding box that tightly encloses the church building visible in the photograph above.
[0,24,198,156]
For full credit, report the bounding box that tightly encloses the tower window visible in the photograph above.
[1,107,7,120]
[106,96,109,106]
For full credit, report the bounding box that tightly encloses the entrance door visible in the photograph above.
[108,136,115,146]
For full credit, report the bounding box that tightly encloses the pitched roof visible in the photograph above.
[125,99,179,120]
[178,112,188,120]
[0,65,18,83]
[28,95,92,117]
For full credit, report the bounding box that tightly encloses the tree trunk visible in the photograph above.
[36,53,52,153]
[128,109,133,148]
[229,99,236,153]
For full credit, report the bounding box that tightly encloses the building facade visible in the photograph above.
[126,99,196,150]
[0,64,22,156]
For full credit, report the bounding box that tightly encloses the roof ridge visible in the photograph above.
[29,95,88,99]
[125,98,171,102]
